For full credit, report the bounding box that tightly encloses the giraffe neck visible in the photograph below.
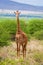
[16,16,21,33]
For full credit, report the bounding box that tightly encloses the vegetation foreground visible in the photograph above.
[0,18,43,65]
[0,40,43,65]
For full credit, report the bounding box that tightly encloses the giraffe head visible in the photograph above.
[14,10,21,17]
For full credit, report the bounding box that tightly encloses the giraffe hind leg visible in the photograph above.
[22,44,26,58]
[22,45,25,58]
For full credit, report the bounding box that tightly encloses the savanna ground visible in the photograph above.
[0,40,43,65]
[0,18,43,65]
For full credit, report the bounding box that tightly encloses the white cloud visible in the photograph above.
[10,0,43,6]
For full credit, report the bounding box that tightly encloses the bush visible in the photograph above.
[0,19,16,46]
[0,19,17,34]
[0,18,43,46]
[28,19,43,35]
[33,30,43,40]
[0,31,10,46]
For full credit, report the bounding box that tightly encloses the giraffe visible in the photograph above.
[14,11,28,58]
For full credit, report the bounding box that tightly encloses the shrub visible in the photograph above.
[28,19,43,35]
[0,18,43,46]
[0,31,10,46]
[0,19,17,34]
[33,30,43,40]
[0,19,16,46]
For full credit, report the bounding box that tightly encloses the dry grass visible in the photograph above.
[0,40,43,65]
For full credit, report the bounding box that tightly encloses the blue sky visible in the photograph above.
[10,0,43,6]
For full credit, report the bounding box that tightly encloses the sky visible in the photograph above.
[10,0,43,6]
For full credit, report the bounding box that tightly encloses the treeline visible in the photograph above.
[0,18,43,46]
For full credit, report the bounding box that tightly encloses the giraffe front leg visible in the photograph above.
[24,46,26,57]
[23,48,26,58]
[18,44,20,57]
[17,43,18,57]
[22,47,25,58]
[17,43,20,57]
[22,45,26,58]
